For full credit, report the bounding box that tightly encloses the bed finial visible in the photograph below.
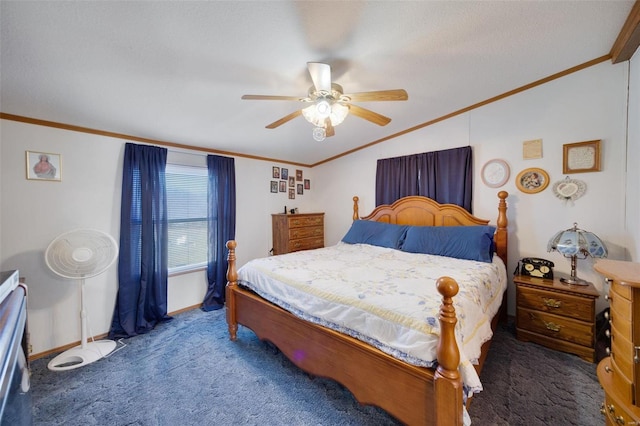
[352,196,360,221]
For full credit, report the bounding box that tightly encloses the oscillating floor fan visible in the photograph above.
[45,229,119,371]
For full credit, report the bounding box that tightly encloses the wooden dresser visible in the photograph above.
[514,274,599,362]
[271,213,324,255]
[594,259,640,425]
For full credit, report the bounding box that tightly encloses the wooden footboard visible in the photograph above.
[225,240,464,425]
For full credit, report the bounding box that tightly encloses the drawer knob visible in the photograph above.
[606,347,611,355]
[542,297,562,308]
[605,329,610,338]
[600,402,606,416]
[615,415,625,425]
[604,310,610,320]
[605,365,612,373]
[604,293,611,301]
[634,346,640,364]
[608,404,615,414]
[543,321,561,332]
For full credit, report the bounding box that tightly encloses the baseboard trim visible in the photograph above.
[28,303,203,361]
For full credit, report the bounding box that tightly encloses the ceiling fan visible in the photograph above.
[241,62,408,141]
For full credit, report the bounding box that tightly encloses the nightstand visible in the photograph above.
[514,274,599,362]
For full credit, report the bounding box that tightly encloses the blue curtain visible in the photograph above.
[202,155,236,311]
[375,146,473,212]
[109,143,172,339]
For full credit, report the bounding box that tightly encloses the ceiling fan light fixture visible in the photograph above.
[329,102,349,126]
[312,127,326,141]
[315,99,331,118]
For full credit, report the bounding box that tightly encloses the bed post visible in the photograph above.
[494,191,508,267]
[225,240,238,341]
[352,196,360,221]
[434,276,463,426]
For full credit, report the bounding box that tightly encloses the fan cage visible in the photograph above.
[45,229,118,280]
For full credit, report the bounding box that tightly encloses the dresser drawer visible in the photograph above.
[517,307,593,347]
[610,305,633,341]
[517,286,594,322]
[611,329,634,381]
[289,236,324,252]
[289,225,323,240]
[610,289,633,323]
[287,215,324,228]
[609,356,634,405]
[611,279,632,301]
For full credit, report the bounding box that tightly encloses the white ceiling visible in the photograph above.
[0,1,635,166]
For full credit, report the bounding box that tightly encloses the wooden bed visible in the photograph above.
[225,191,508,425]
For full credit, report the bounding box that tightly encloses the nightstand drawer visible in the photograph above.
[517,286,594,322]
[517,307,593,347]
[611,280,632,301]
[289,225,323,240]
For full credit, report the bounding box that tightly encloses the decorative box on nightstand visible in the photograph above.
[514,274,599,362]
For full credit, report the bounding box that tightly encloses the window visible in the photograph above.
[166,164,208,274]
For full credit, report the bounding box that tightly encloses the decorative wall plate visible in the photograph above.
[552,176,586,202]
[515,167,550,194]
[481,159,510,188]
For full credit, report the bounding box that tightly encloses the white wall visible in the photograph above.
[0,121,314,356]
[626,50,640,260]
[313,61,631,315]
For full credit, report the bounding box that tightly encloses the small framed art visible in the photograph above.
[272,166,280,179]
[288,189,295,199]
[26,151,61,181]
[281,168,289,180]
[297,184,303,195]
[304,179,310,190]
[279,181,286,192]
[296,169,303,181]
[516,167,550,194]
[270,181,278,193]
[563,140,601,174]
[289,176,295,187]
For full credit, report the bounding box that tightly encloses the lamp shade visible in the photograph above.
[547,223,607,258]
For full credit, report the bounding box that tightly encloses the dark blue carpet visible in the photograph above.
[30,309,602,425]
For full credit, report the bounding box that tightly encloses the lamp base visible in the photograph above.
[559,276,590,286]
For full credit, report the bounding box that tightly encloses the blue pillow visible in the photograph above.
[341,220,408,249]
[401,225,496,263]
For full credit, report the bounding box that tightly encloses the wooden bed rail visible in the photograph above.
[224,239,464,424]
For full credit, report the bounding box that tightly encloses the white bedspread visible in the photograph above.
[237,242,507,394]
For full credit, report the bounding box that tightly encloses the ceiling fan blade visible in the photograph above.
[265,110,303,129]
[324,118,335,137]
[307,62,331,93]
[242,94,305,101]
[348,104,392,126]
[344,89,408,102]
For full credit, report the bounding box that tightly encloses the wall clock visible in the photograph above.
[515,167,550,194]
[481,159,510,188]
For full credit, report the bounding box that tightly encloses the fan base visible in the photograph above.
[47,340,116,371]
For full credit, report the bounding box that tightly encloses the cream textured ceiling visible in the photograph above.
[0,1,634,165]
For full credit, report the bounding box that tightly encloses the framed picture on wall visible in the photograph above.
[304,179,310,190]
[563,140,601,174]
[296,169,303,181]
[289,176,295,187]
[288,189,295,199]
[297,184,303,195]
[272,166,280,179]
[279,181,286,192]
[270,181,278,193]
[26,151,62,181]
[281,168,288,180]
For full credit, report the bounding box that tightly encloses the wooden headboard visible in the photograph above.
[352,191,509,266]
